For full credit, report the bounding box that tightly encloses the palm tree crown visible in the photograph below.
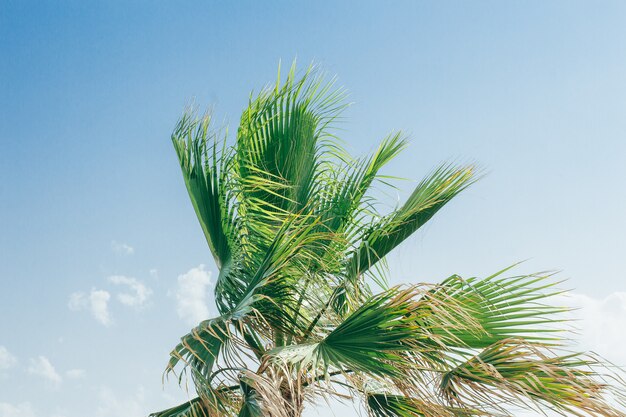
[151,64,625,417]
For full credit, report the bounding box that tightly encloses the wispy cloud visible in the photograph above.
[28,356,62,385]
[111,240,134,256]
[96,385,145,417]
[68,275,152,326]
[68,289,112,326]
[65,369,86,379]
[175,265,212,325]
[108,275,152,309]
[0,402,37,417]
[0,345,18,372]
[557,291,626,365]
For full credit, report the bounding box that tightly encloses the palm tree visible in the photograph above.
[151,64,625,417]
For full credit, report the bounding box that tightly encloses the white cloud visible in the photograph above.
[68,289,112,326]
[28,356,62,385]
[111,240,134,255]
[65,368,86,379]
[175,265,212,325]
[0,402,37,417]
[108,275,152,309]
[0,345,17,371]
[556,291,626,365]
[96,385,145,417]
[67,292,86,310]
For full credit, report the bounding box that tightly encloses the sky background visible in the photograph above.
[1,1,626,416]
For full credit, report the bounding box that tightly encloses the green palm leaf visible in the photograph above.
[235,63,346,228]
[367,393,482,417]
[270,287,451,379]
[349,163,477,280]
[426,268,568,348]
[237,377,263,417]
[149,397,208,417]
[172,113,236,269]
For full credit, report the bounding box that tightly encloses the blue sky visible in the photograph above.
[1,1,626,416]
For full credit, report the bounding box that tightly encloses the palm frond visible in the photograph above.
[270,287,443,379]
[366,393,483,417]
[215,213,340,335]
[440,339,626,416]
[237,376,263,417]
[235,63,347,227]
[349,164,477,279]
[149,397,209,417]
[425,268,568,349]
[165,316,233,383]
[317,132,408,238]
[172,112,237,269]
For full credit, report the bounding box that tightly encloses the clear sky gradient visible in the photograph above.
[1,2,626,416]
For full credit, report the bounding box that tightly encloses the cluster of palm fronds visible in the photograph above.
[151,64,626,417]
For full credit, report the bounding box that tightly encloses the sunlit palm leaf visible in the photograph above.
[440,339,625,416]
[235,63,347,232]
[425,268,568,348]
[270,287,450,379]
[349,164,477,279]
